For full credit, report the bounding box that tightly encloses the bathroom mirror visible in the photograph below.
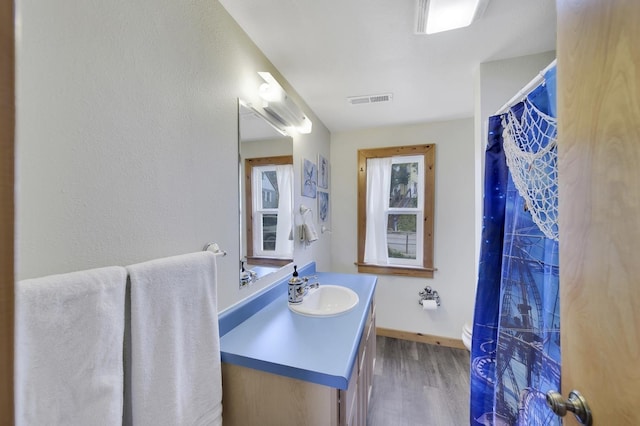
[238,100,294,280]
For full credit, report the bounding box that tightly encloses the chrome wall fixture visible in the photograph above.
[202,242,227,256]
[418,286,441,306]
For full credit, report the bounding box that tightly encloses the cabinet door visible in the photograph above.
[222,363,339,426]
[340,299,376,426]
[340,356,359,426]
[367,305,376,402]
[360,303,376,425]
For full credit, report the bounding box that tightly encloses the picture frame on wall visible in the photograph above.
[302,158,317,198]
[318,191,329,223]
[318,154,329,189]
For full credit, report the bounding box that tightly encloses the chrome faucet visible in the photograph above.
[303,276,320,291]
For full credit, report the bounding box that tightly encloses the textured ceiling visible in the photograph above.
[221,0,557,132]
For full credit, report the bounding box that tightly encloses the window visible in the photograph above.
[245,155,293,266]
[357,145,435,277]
[255,166,279,252]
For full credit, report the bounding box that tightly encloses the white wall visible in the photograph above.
[14,0,555,335]
[15,0,330,310]
[331,119,476,340]
[472,51,556,283]
[241,138,292,159]
[290,125,332,273]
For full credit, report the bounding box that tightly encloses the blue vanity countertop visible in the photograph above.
[219,270,377,390]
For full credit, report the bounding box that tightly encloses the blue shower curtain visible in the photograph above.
[470,66,559,426]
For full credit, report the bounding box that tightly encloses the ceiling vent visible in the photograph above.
[347,93,393,106]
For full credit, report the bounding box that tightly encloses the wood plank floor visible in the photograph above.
[367,336,470,426]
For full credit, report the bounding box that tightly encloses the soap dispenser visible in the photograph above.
[288,265,303,304]
[240,261,251,285]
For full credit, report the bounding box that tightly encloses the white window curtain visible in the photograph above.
[275,164,294,257]
[251,167,264,255]
[364,157,392,264]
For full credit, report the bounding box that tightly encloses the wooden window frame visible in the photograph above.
[356,145,436,278]
[1,0,15,420]
[244,155,293,267]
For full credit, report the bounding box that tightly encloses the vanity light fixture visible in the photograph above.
[415,0,489,35]
[258,72,313,134]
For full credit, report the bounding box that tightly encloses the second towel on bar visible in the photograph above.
[126,251,222,426]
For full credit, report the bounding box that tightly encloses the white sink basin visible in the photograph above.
[289,285,359,317]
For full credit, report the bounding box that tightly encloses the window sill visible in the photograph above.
[246,257,293,267]
[354,262,435,278]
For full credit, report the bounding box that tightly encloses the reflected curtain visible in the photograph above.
[251,167,263,254]
[470,66,560,425]
[275,164,293,257]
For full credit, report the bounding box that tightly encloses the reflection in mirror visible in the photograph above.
[239,100,294,281]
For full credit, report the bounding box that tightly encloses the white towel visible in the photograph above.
[15,266,128,426]
[126,252,222,426]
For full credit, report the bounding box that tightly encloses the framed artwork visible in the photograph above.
[318,154,329,189]
[302,158,317,198]
[318,191,329,223]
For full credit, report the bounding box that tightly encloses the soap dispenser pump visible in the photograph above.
[288,265,303,304]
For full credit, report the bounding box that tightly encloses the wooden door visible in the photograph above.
[0,0,15,423]
[557,0,640,424]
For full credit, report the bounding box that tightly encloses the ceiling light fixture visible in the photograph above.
[258,72,313,134]
[415,0,489,35]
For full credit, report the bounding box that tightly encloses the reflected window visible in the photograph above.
[244,155,293,266]
[262,214,277,251]
[254,167,279,252]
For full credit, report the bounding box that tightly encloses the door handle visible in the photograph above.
[546,390,592,425]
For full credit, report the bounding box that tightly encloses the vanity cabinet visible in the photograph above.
[221,300,376,426]
[340,299,375,426]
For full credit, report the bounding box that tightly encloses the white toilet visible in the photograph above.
[462,321,472,352]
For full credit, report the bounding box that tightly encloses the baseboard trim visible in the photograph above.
[376,327,466,350]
